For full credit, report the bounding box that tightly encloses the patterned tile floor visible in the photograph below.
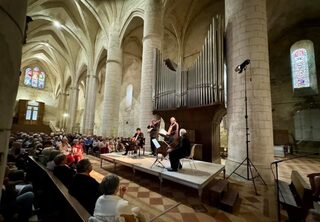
[88,154,320,222]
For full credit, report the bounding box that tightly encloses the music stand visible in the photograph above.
[151,139,168,168]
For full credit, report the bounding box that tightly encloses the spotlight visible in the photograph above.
[235,59,250,73]
[53,20,61,28]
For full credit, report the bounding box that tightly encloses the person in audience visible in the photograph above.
[68,159,100,215]
[90,174,145,222]
[84,136,93,154]
[0,166,34,222]
[53,154,75,187]
[72,139,84,163]
[59,137,74,165]
[167,129,191,172]
[92,137,100,155]
[46,149,61,171]
[308,173,320,201]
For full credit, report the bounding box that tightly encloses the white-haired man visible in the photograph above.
[167,128,191,172]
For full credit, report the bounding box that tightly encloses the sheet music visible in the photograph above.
[159,129,167,135]
[152,139,161,149]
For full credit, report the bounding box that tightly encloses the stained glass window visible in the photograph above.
[290,40,318,96]
[291,48,310,88]
[24,66,46,89]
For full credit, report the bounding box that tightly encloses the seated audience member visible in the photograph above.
[72,139,84,163]
[59,137,74,165]
[92,138,100,155]
[84,137,93,154]
[90,174,145,222]
[167,129,191,172]
[0,166,34,222]
[46,149,61,171]
[53,154,75,187]
[69,159,100,215]
[308,173,320,201]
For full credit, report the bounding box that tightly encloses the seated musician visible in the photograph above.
[123,128,144,155]
[165,117,179,144]
[167,129,191,172]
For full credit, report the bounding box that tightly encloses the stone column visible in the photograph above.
[67,86,79,133]
[139,0,162,148]
[225,0,274,183]
[101,30,122,137]
[82,70,97,135]
[0,0,27,198]
[58,92,67,129]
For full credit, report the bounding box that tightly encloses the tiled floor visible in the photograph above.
[88,155,320,222]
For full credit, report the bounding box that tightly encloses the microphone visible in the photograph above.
[235,59,250,73]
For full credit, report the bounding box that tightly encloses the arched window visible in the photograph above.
[125,84,133,108]
[290,40,318,95]
[24,66,46,89]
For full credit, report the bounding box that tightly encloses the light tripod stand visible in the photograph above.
[227,59,267,195]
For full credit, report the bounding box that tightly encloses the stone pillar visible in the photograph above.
[58,92,67,129]
[0,0,27,198]
[82,71,97,135]
[101,30,122,137]
[225,0,273,183]
[67,86,79,133]
[139,0,162,148]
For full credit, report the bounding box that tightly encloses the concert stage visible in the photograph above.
[100,153,225,198]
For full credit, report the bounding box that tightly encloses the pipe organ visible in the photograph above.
[154,15,224,110]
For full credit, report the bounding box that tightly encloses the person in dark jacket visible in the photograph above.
[68,159,101,215]
[167,129,191,172]
[53,154,75,187]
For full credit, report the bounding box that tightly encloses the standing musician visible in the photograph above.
[123,128,144,155]
[147,119,161,156]
[167,129,191,172]
[165,117,179,144]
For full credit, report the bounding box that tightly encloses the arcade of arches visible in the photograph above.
[1,0,320,220]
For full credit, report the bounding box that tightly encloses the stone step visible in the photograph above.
[220,189,239,213]
[209,179,229,205]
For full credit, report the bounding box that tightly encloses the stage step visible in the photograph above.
[220,189,239,213]
[209,179,229,205]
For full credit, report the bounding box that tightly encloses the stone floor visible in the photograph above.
[88,155,320,222]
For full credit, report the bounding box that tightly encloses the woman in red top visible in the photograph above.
[72,139,84,163]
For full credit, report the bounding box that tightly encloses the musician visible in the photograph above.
[165,117,179,144]
[167,129,191,172]
[123,128,144,155]
[147,119,160,156]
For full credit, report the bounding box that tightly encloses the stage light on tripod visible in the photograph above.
[235,59,250,73]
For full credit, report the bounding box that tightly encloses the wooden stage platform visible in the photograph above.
[100,153,225,198]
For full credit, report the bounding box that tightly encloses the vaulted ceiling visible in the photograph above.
[22,0,320,97]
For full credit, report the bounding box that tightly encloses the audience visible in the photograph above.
[69,159,101,215]
[90,174,145,222]
[0,165,34,222]
[53,154,75,187]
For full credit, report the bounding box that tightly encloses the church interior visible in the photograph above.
[0,0,320,221]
